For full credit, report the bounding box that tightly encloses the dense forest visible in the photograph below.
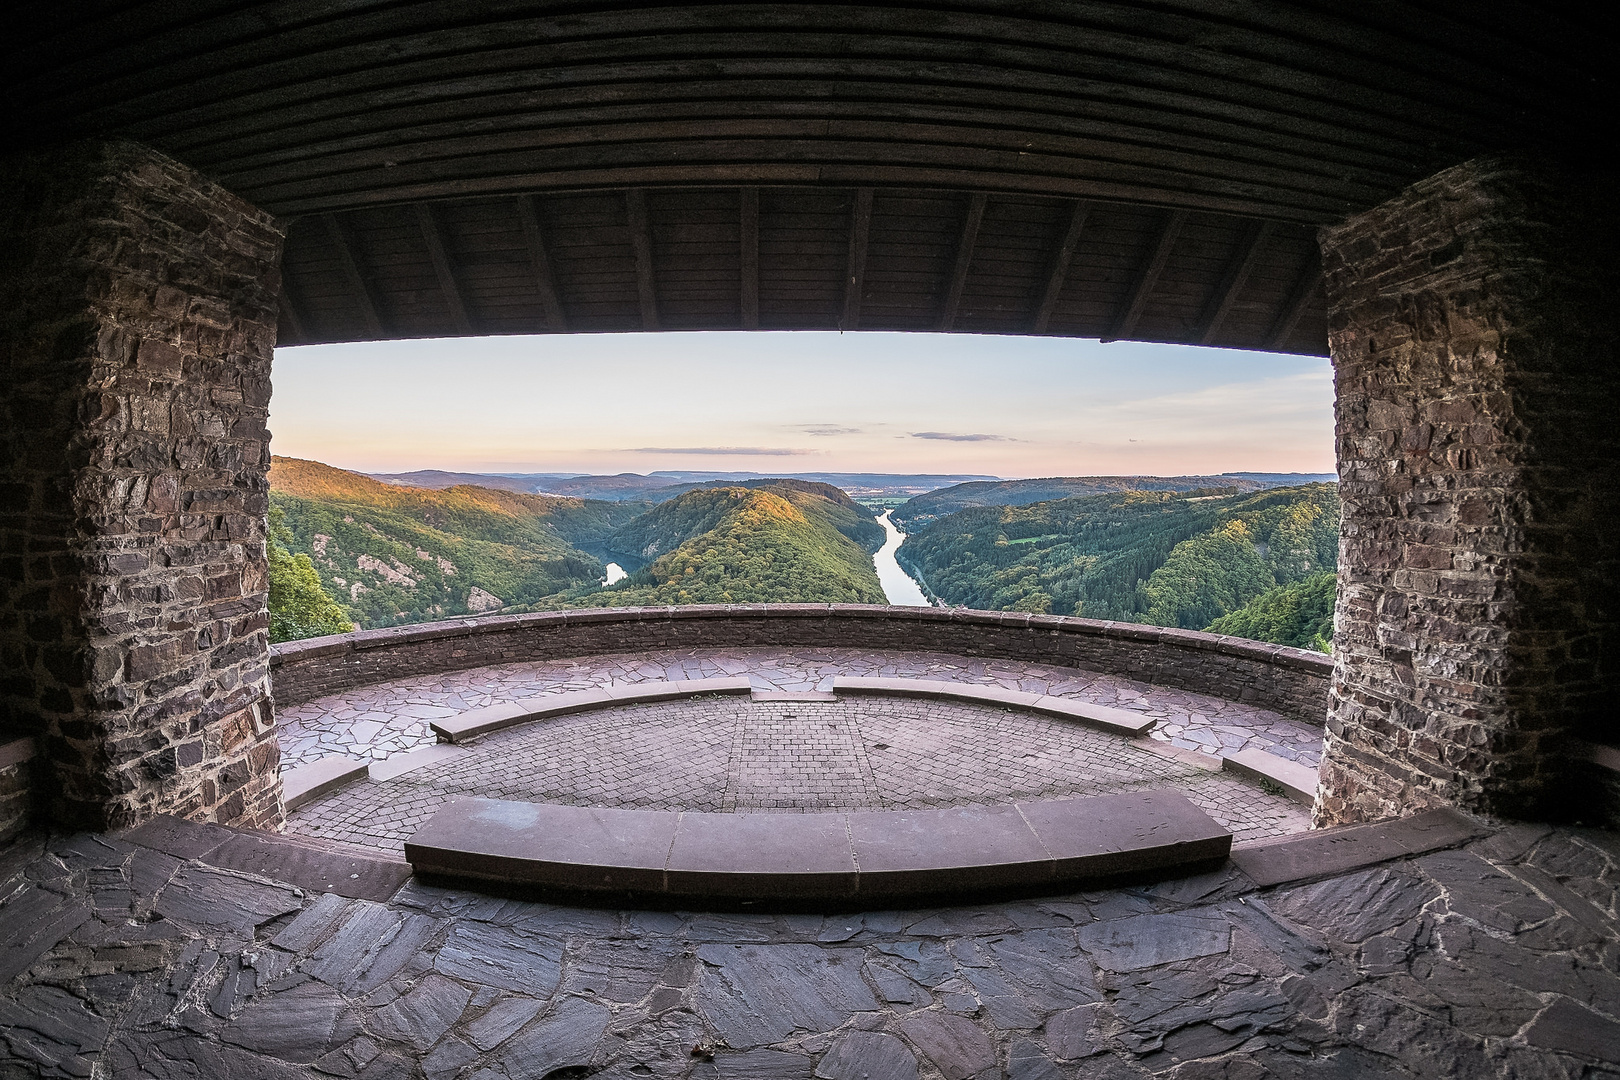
[898,485,1338,643]
[543,483,886,607]
[891,474,1277,531]
[1206,571,1336,651]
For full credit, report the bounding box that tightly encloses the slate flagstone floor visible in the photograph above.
[2,821,1618,1077]
[276,647,1327,773]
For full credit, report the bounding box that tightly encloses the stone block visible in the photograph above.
[403,791,1231,906]
[849,803,1050,897]
[1230,806,1488,888]
[207,830,411,901]
[1222,747,1319,804]
[282,756,370,811]
[668,810,858,901]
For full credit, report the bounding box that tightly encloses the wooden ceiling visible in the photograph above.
[8,3,1612,354]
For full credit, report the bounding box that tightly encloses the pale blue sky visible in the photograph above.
[271,332,1334,478]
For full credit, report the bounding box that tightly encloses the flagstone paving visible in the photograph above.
[288,697,1310,855]
[3,821,1617,1078]
[277,646,1326,772]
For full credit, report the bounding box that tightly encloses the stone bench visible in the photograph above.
[430,677,754,743]
[831,676,1159,736]
[1221,747,1319,804]
[403,789,1232,905]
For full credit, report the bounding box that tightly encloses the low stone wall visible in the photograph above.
[269,606,1332,724]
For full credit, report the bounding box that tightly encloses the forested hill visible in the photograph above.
[891,475,1279,531]
[542,484,887,607]
[898,485,1338,638]
[268,457,645,629]
[608,480,884,560]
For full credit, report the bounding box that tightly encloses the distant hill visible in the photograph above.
[269,458,644,628]
[546,483,886,607]
[1218,472,1338,484]
[368,470,694,502]
[891,475,1281,531]
[370,469,999,502]
[611,479,883,560]
[650,471,999,497]
[368,470,574,495]
[898,484,1338,644]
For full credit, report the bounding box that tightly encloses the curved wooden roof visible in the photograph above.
[8,3,1612,353]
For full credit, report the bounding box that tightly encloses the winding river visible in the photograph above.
[873,510,932,606]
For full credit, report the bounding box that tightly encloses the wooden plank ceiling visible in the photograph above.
[7,2,1613,354]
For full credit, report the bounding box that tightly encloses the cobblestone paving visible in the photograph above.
[289,698,1310,855]
[278,646,1327,772]
[4,822,1618,1078]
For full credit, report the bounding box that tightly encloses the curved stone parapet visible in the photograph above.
[269,605,1332,724]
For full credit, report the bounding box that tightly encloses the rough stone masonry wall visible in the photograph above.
[1317,157,1620,827]
[0,141,285,831]
[268,605,1334,725]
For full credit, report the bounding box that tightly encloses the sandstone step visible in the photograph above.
[1221,747,1319,805]
[1229,807,1488,888]
[282,756,370,811]
[431,677,754,743]
[403,789,1231,906]
[832,676,1157,735]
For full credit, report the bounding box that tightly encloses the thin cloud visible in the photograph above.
[801,425,862,436]
[909,431,1012,442]
[625,446,817,456]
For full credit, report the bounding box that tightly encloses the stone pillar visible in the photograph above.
[0,141,285,831]
[1317,157,1620,826]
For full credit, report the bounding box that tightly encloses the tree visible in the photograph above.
[268,508,354,642]
[1206,570,1336,652]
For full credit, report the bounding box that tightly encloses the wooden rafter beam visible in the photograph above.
[740,187,760,329]
[1198,220,1275,345]
[1031,200,1090,334]
[625,189,659,330]
[940,192,988,331]
[1107,209,1190,342]
[321,213,383,337]
[1266,253,1322,352]
[842,188,874,330]
[515,195,568,332]
[414,203,473,336]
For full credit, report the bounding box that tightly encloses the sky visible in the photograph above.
[270,331,1334,478]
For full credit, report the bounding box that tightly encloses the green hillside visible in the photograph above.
[891,475,1273,531]
[268,457,644,629]
[898,484,1338,637]
[1207,571,1337,652]
[546,484,886,607]
[612,479,884,560]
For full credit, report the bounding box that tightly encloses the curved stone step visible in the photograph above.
[831,676,1158,736]
[402,789,1231,906]
[1221,747,1319,805]
[282,756,370,812]
[430,677,753,743]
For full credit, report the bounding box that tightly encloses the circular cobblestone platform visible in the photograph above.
[278,646,1326,770]
[289,694,1310,855]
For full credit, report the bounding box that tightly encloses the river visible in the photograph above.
[873,509,932,606]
